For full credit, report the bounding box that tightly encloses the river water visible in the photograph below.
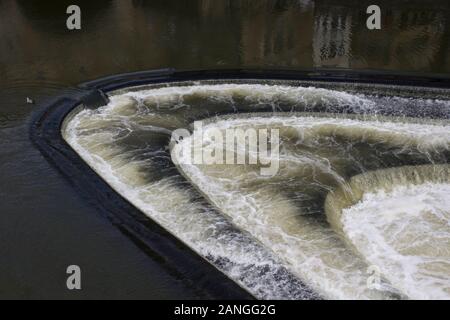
[0,0,449,299]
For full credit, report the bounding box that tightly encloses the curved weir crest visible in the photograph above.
[325,165,450,299]
[62,80,450,299]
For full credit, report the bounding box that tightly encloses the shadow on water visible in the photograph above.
[0,0,449,299]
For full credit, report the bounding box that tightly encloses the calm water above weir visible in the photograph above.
[0,0,449,299]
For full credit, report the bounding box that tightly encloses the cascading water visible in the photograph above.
[62,80,450,300]
[325,165,450,299]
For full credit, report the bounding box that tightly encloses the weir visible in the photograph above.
[325,165,450,299]
[31,69,450,300]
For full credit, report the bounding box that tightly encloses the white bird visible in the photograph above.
[26,97,35,104]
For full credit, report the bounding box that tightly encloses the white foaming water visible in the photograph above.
[63,82,450,299]
[121,83,376,112]
[194,115,450,149]
[64,118,316,299]
[341,183,450,300]
[173,115,449,299]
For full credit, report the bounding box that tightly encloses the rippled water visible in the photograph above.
[338,176,450,299]
[1,0,450,299]
[63,81,450,299]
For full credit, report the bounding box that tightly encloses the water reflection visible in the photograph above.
[0,0,449,300]
[313,5,353,67]
[0,0,449,141]
[0,0,448,89]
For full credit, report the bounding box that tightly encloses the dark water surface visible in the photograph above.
[0,0,449,299]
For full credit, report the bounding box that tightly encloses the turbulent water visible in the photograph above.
[62,80,450,300]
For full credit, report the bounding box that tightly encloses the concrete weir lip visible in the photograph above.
[30,68,450,300]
